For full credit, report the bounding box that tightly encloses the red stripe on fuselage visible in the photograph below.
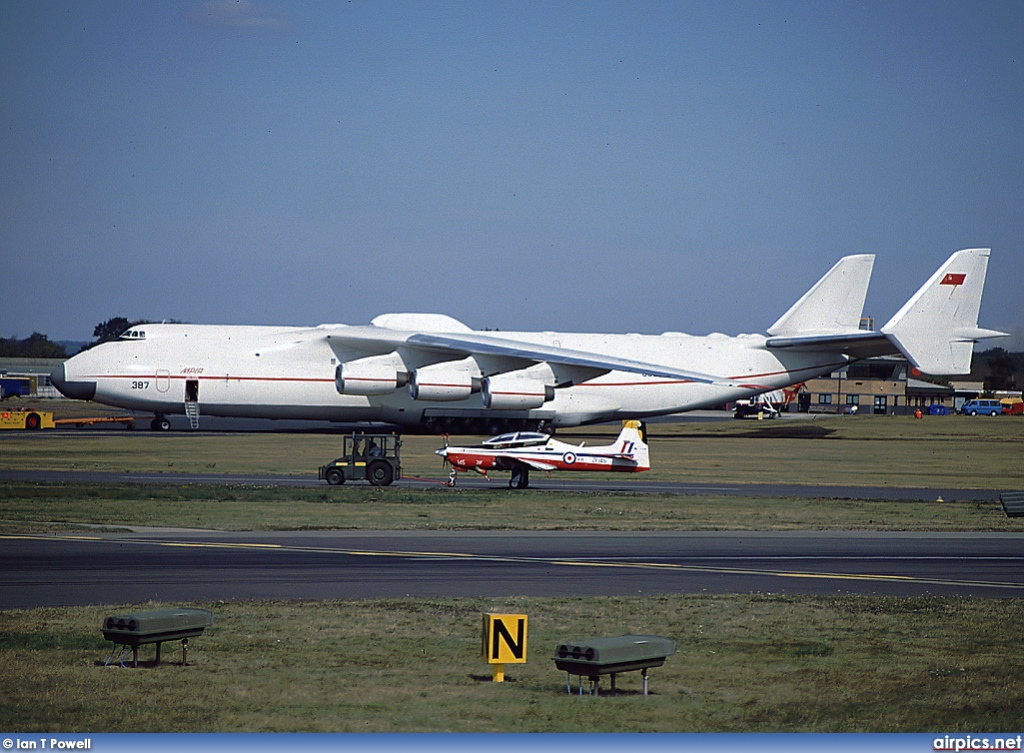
[88,374,335,384]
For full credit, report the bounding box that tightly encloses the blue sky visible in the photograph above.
[2,1,1022,347]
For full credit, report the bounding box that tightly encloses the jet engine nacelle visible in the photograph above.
[409,364,475,402]
[336,354,409,396]
[481,375,555,410]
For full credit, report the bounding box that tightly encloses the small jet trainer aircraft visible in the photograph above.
[436,421,649,489]
[51,248,1006,432]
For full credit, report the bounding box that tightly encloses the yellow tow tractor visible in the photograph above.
[0,409,55,430]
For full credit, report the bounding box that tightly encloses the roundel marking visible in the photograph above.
[563,452,576,465]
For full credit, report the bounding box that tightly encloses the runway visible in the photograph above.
[3,529,1022,608]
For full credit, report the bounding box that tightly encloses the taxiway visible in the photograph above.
[3,529,1022,609]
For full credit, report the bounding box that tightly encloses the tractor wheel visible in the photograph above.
[367,460,394,486]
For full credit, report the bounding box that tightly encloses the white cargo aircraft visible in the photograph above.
[52,249,1005,432]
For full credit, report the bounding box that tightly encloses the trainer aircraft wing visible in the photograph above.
[515,458,561,472]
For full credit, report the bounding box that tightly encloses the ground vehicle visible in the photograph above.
[733,399,779,419]
[0,377,33,399]
[0,410,55,430]
[960,399,1003,416]
[0,410,135,430]
[1001,398,1024,416]
[319,433,402,486]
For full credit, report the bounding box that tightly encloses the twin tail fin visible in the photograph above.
[766,248,1005,375]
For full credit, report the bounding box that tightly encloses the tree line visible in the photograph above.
[0,317,148,358]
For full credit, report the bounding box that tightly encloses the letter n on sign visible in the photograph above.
[481,613,528,664]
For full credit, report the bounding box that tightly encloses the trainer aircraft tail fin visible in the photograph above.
[609,420,649,471]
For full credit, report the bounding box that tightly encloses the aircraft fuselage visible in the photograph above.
[54,322,844,430]
[52,250,1000,431]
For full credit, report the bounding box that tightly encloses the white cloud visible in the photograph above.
[187,0,292,32]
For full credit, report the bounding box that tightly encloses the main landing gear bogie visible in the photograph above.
[445,467,531,489]
[509,467,530,490]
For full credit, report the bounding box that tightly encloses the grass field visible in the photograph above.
[3,594,1024,732]
[2,411,1023,488]
[0,482,1017,533]
[1,409,1022,732]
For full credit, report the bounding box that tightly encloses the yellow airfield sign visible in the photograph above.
[481,613,527,681]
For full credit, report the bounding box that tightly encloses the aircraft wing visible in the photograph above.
[514,458,560,472]
[327,326,738,387]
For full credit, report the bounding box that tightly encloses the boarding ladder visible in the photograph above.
[185,401,200,430]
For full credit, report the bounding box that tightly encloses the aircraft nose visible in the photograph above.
[50,363,96,401]
[435,448,448,457]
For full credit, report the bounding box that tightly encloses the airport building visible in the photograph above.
[797,358,994,415]
[0,358,62,399]
[798,357,908,415]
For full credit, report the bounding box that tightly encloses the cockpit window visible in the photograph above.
[484,433,518,445]
[482,431,550,448]
[119,329,146,340]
